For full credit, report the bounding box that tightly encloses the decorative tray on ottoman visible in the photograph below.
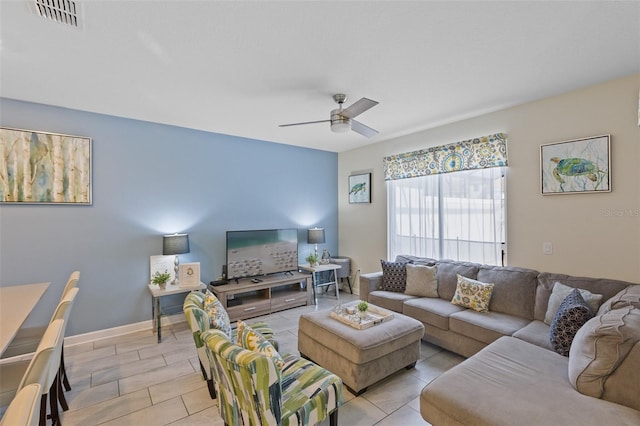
[329,301,394,330]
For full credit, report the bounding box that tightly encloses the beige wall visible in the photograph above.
[339,73,640,285]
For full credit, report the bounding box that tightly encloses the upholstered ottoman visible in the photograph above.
[298,306,424,395]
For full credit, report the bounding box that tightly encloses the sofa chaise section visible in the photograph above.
[420,336,640,425]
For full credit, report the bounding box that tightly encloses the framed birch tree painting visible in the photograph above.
[0,127,92,204]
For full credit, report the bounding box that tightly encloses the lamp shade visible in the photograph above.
[163,233,190,255]
[307,228,325,244]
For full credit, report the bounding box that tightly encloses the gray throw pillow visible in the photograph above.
[404,264,438,298]
[568,303,640,410]
[544,281,603,325]
[549,289,594,356]
[380,260,407,293]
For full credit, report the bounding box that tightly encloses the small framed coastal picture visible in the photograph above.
[349,173,371,203]
[179,262,201,288]
[540,135,610,195]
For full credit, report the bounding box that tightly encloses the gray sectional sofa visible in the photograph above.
[360,255,640,425]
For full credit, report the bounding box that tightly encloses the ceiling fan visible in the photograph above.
[279,94,379,138]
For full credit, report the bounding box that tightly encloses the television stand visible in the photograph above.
[210,271,312,322]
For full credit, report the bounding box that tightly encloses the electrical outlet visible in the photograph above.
[543,242,553,255]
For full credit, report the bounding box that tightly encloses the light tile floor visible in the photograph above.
[49,291,464,425]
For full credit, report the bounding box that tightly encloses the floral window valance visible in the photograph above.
[383,133,508,181]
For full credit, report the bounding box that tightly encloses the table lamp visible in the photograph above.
[307,228,325,259]
[163,233,190,285]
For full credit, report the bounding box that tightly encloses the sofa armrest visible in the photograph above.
[360,272,383,301]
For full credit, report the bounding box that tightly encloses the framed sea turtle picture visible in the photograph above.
[540,134,610,195]
[349,172,371,203]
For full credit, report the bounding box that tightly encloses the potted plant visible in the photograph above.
[306,252,319,267]
[151,270,171,288]
[357,301,369,319]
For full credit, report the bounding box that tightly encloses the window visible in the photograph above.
[387,167,506,265]
[384,133,508,265]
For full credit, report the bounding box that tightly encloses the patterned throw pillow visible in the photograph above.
[380,260,408,292]
[451,275,494,312]
[544,282,603,325]
[237,321,285,369]
[549,289,594,357]
[203,290,232,338]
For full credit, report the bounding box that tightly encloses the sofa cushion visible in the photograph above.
[597,284,640,315]
[449,310,530,345]
[403,297,465,331]
[420,336,640,426]
[535,272,630,322]
[549,289,594,356]
[368,290,415,313]
[512,320,553,351]
[477,264,538,320]
[451,275,494,312]
[569,303,640,410]
[435,260,480,301]
[380,260,407,292]
[544,282,602,325]
[405,264,438,298]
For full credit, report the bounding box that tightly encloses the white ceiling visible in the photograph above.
[1,1,639,153]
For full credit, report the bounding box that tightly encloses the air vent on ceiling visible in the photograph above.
[34,0,79,27]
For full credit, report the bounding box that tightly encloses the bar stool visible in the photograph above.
[3,271,80,393]
[0,383,42,426]
[1,287,78,417]
[0,384,41,426]
[0,319,65,426]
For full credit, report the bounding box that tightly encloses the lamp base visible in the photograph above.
[172,255,180,285]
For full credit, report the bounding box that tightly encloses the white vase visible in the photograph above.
[358,310,367,320]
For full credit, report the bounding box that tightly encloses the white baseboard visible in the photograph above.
[0,313,187,365]
[64,312,187,347]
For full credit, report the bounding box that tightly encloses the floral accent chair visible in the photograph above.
[183,290,278,399]
[203,328,342,426]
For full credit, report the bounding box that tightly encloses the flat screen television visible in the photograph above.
[226,228,298,280]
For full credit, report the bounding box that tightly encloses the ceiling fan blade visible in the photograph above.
[279,119,330,127]
[340,98,379,119]
[351,119,379,138]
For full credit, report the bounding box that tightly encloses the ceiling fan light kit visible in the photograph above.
[330,109,351,133]
[280,93,379,138]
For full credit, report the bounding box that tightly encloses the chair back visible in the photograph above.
[50,287,79,325]
[0,383,41,426]
[202,329,282,426]
[61,271,80,299]
[183,291,212,380]
[17,319,64,393]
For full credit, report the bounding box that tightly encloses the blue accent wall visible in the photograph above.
[0,98,338,335]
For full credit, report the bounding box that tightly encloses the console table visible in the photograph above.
[147,282,206,343]
[210,272,312,322]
